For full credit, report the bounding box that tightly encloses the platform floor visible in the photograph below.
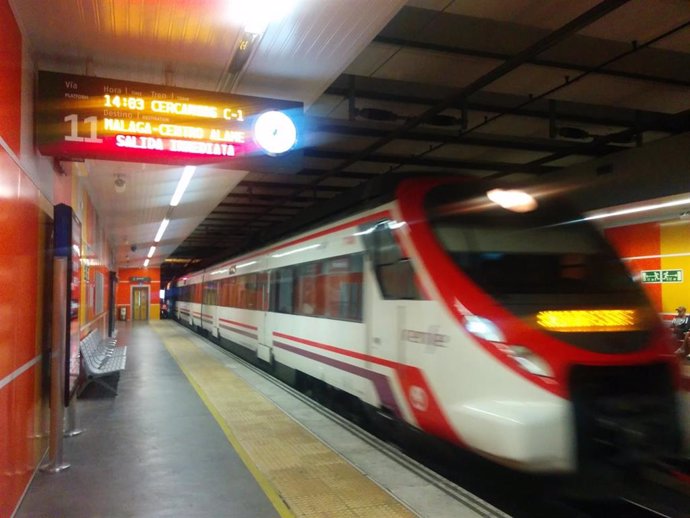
[16,321,283,518]
[17,321,496,518]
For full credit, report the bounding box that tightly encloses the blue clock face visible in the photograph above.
[253,110,297,155]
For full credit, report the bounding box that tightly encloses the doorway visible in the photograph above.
[132,286,149,320]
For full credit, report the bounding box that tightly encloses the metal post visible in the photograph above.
[41,257,71,473]
[63,393,84,437]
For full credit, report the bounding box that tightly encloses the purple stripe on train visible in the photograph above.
[220,324,258,340]
[273,340,402,418]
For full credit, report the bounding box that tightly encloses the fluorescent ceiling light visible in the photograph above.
[229,0,294,35]
[170,166,196,207]
[585,197,690,221]
[147,246,156,258]
[622,252,690,261]
[154,219,170,243]
[143,258,150,267]
[237,260,257,269]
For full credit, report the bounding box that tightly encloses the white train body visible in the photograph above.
[173,177,686,472]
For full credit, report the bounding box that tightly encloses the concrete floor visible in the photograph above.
[16,321,280,518]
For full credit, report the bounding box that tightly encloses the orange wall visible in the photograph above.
[117,267,161,320]
[605,220,690,318]
[0,0,21,155]
[0,3,49,517]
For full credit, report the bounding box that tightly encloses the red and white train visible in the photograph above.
[172,176,687,473]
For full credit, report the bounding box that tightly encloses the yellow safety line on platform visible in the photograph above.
[150,321,417,518]
[151,323,295,518]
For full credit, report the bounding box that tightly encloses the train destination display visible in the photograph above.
[35,71,302,165]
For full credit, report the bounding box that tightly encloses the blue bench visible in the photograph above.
[78,330,127,396]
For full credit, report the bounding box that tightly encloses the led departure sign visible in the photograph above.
[35,71,302,165]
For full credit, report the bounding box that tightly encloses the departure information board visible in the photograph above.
[35,71,302,166]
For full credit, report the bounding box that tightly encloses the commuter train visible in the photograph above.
[171,175,687,473]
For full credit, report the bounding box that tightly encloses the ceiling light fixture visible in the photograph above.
[147,246,156,258]
[486,189,538,213]
[220,0,295,91]
[154,219,170,243]
[143,258,150,268]
[230,0,294,35]
[170,166,196,207]
[585,197,690,222]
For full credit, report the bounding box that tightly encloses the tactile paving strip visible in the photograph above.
[151,322,417,518]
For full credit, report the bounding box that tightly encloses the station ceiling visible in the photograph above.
[10,0,690,274]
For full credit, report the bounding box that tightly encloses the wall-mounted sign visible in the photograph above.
[130,276,151,283]
[640,269,683,283]
[35,71,302,167]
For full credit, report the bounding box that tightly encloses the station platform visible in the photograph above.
[16,321,501,518]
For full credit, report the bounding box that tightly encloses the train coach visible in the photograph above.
[172,175,688,473]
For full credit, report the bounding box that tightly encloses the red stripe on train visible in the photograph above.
[273,331,462,444]
[218,318,258,331]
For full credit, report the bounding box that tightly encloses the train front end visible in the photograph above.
[397,177,687,472]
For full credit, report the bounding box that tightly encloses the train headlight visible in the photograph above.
[505,346,554,378]
[464,316,553,378]
[464,316,505,342]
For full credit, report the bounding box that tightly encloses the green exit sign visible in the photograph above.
[640,269,683,283]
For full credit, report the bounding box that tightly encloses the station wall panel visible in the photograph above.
[660,221,690,314]
[0,148,47,518]
[605,221,690,317]
[0,0,22,155]
[0,4,49,515]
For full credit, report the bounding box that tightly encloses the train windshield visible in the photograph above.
[425,185,645,306]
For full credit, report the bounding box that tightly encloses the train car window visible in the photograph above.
[296,262,324,316]
[256,272,268,311]
[243,273,258,310]
[270,267,295,314]
[324,254,363,321]
[177,285,187,302]
[231,277,238,307]
[218,277,229,306]
[203,281,218,305]
[360,221,420,300]
[192,283,203,303]
[425,185,646,308]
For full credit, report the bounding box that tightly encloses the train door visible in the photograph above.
[257,271,271,363]
[132,286,149,320]
[363,221,420,367]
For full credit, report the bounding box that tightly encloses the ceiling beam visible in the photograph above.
[310,118,619,156]
[326,76,680,134]
[238,180,346,193]
[298,168,375,181]
[304,148,560,174]
[374,26,690,88]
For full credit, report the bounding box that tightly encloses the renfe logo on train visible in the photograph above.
[34,71,303,166]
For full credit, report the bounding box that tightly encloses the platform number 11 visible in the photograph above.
[64,114,103,143]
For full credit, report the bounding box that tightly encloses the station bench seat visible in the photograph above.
[79,329,127,396]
